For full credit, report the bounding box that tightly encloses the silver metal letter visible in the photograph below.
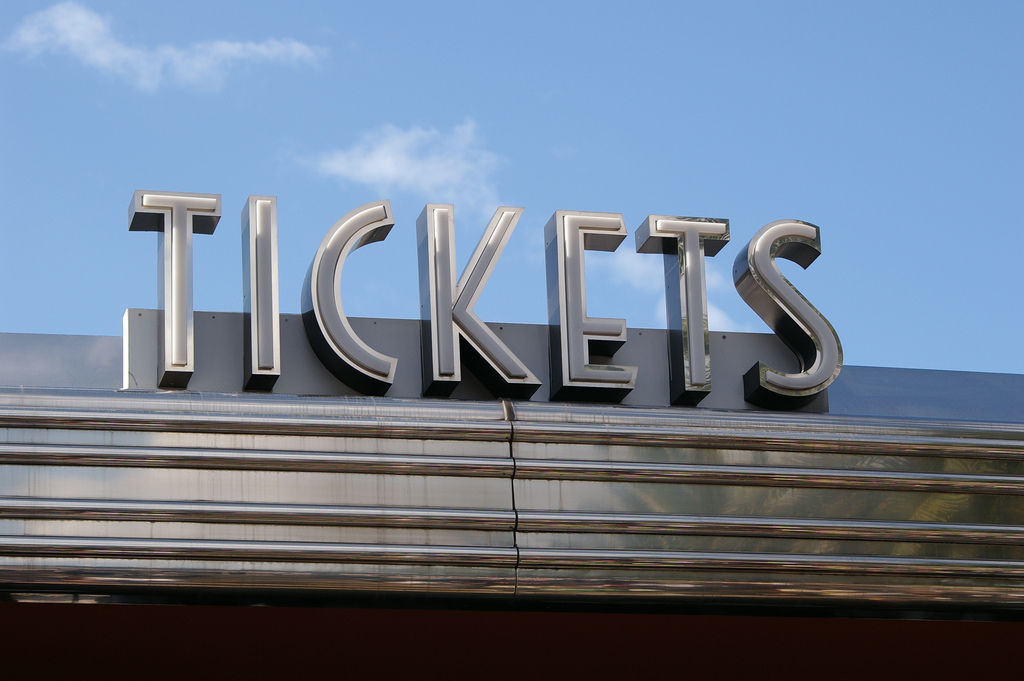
[301,201,398,395]
[636,215,730,405]
[241,196,281,391]
[545,210,637,402]
[417,205,541,398]
[733,219,843,408]
[128,190,221,389]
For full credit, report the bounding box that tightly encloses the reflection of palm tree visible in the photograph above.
[891,456,984,559]
[608,444,1019,562]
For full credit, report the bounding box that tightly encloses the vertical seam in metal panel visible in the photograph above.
[502,399,520,600]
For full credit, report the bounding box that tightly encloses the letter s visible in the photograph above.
[733,220,843,408]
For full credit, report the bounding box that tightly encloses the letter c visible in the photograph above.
[301,201,398,395]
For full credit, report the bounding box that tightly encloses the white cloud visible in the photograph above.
[704,261,754,331]
[708,301,747,333]
[704,261,730,291]
[600,248,664,293]
[3,2,323,91]
[600,249,735,294]
[593,248,751,332]
[315,120,501,214]
[652,297,667,327]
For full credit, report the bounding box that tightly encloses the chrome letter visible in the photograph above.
[301,201,398,395]
[545,210,636,402]
[241,196,280,391]
[636,215,729,405]
[417,205,541,398]
[733,220,843,408]
[128,190,221,389]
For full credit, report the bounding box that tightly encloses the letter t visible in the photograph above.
[129,190,221,388]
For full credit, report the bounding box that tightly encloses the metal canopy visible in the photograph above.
[0,323,1021,613]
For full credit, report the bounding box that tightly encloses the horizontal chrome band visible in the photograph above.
[0,535,517,567]
[515,460,1024,495]
[518,548,1024,578]
[512,423,1024,459]
[0,388,1020,460]
[0,443,512,477]
[0,389,511,442]
[0,497,515,531]
[0,559,515,595]
[511,400,1024,440]
[511,402,1024,458]
[6,498,1023,548]
[1,445,1014,495]
[512,579,1024,605]
[1,565,1022,605]
[7,498,1019,546]
[2,535,1022,578]
[516,512,1024,545]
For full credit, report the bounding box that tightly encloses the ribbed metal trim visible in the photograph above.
[0,497,515,531]
[0,443,512,476]
[517,548,1024,577]
[515,511,1024,545]
[0,536,517,567]
[514,460,1024,494]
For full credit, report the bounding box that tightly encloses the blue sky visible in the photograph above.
[0,1,1021,375]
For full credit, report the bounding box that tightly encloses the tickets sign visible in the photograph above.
[129,191,842,409]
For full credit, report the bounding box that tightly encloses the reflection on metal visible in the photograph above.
[733,220,843,408]
[0,386,514,598]
[0,497,515,531]
[0,442,513,476]
[0,386,513,442]
[128,190,221,388]
[545,211,637,402]
[636,215,730,405]
[515,548,1024,577]
[0,385,1021,611]
[0,536,516,567]
[513,459,1024,494]
[417,205,541,398]
[499,400,1024,456]
[301,201,398,395]
[514,511,1024,545]
[241,196,281,391]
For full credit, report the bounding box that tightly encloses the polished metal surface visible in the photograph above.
[0,536,516,566]
[241,195,281,391]
[635,215,730,405]
[515,511,1024,544]
[0,333,121,389]
[301,201,399,395]
[0,370,1022,610]
[0,559,515,596]
[830,365,1024,423]
[416,205,541,398]
[128,190,222,389]
[733,220,843,408]
[545,211,637,402]
[0,497,514,530]
[511,396,1024,607]
[0,386,516,597]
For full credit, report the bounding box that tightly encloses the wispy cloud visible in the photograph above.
[314,120,501,214]
[601,249,664,294]
[3,2,324,91]
[703,262,757,331]
[596,249,748,331]
[707,300,744,333]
